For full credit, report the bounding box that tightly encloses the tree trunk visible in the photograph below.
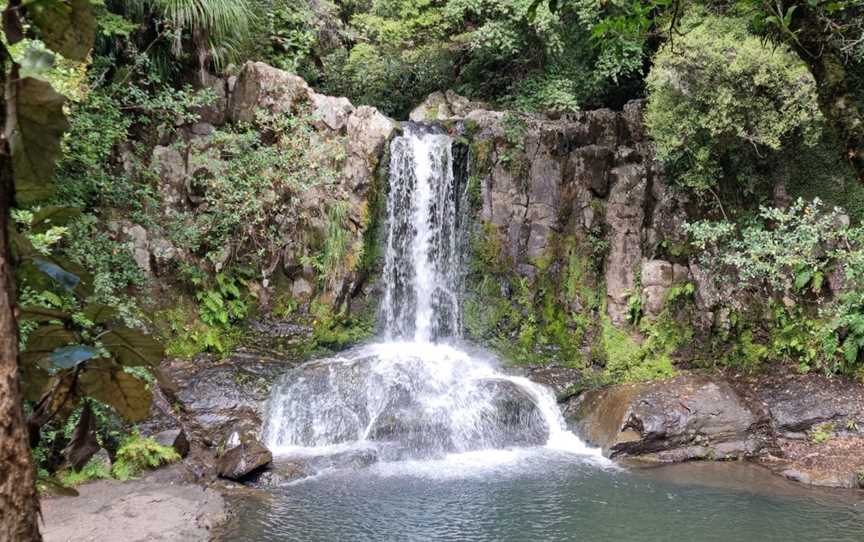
[792,5,864,182]
[0,50,42,542]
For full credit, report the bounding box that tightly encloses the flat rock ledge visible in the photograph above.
[40,465,226,542]
[564,370,864,489]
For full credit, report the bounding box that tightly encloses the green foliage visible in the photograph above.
[309,301,375,350]
[809,421,836,445]
[600,312,684,383]
[686,199,854,293]
[111,432,180,480]
[193,273,249,327]
[117,0,255,73]
[302,203,358,288]
[172,110,339,269]
[155,296,241,357]
[645,11,822,196]
[464,227,591,367]
[57,457,112,487]
[688,198,864,375]
[63,215,148,328]
[55,57,212,210]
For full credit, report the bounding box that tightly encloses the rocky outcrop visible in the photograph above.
[409,90,487,122]
[124,62,397,315]
[458,98,686,331]
[566,373,769,461]
[565,369,864,487]
[216,435,272,481]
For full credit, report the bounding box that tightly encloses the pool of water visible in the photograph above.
[218,449,864,542]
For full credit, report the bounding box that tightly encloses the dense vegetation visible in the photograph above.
[1,1,863,536]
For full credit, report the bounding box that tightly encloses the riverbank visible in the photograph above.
[40,465,226,542]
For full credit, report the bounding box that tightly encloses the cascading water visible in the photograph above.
[262,124,598,465]
[381,126,463,341]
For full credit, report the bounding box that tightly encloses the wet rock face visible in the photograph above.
[746,374,864,435]
[567,374,769,461]
[507,365,584,402]
[463,100,686,326]
[166,354,296,446]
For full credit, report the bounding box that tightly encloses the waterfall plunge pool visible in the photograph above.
[221,340,864,542]
[218,449,864,542]
[218,125,864,540]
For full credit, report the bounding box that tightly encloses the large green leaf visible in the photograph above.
[30,206,82,233]
[101,327,164,367]
[8,76,69,204]
[21,325,76,369]
[20,362,51,401]
[49,345,100,369]
[27,0,95,62]
[18,305,70,323]
[82,303,117,324]
[79,360,152,421]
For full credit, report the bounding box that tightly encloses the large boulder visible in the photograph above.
[216,439,273,481]
[566,373,770,461]
[168,354,295,444]
[409,90,487,122]
[229,61,313,123]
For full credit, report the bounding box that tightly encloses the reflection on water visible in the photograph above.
[219,451,864,542]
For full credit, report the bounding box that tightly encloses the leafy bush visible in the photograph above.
[57,457,112,487]
[645,11,822,197]
[173,110,339,270]
[687,198,864,375]
[112,433,180,481]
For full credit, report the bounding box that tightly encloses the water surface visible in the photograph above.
[220,450,864,542]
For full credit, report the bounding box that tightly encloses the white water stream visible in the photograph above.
[262,124,600,467]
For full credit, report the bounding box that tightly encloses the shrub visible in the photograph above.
[687,198,864,375]
[57,458,112,487]
[645,11,822,197]
[112,433,180,480]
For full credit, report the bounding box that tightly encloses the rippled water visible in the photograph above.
[220,451,864,542]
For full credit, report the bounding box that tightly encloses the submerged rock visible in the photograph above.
[567,374,769,461]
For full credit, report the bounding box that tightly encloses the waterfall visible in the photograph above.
[261,123,598,465]
[381,125,464,342]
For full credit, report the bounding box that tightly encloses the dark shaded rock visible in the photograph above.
[479,379,549,447]
[743,374,864,434]
[567,373,769,460]
[167,354,295,444]
[216,439,272,481]
[153,429,190,458]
